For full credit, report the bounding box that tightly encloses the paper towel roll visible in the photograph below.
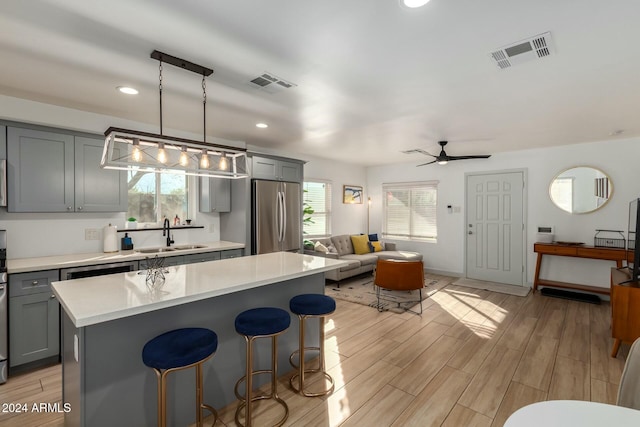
[103,224,118,253]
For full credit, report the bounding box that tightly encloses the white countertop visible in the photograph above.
[52,252,347,327]
[7,240,245,273]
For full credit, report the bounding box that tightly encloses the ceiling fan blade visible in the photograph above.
[416,160,437,166]
[447,155,492,160]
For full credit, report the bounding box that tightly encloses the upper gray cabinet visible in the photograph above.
[251,155,302,182]
[199,177,231,213]
[74,136,127,212]
[0,125,6,159]
[7,127,127,212]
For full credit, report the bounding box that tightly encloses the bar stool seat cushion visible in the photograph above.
[235,307,291,336]
[142,328,218,370]
[290,294,336,316]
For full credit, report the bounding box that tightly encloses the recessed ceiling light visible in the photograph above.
[256,123,268,129]
[116,86,139,95]
[400,0,431,8]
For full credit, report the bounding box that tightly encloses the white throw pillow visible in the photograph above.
[327,243,338,254]
[314,241,329,253]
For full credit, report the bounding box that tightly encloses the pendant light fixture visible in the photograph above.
[101,50,248,179]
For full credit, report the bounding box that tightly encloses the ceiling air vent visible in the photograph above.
[248,72,297,94]
[489,32,554,69]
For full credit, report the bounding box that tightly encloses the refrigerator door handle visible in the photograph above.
[279,191,285,242]
[275,191,282,243]
[281,191,287,242]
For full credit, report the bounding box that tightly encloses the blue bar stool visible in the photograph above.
[288,294,336,397]
[142,328,218,427]
[234,307,290,427]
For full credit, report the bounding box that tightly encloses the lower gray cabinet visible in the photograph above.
[139,255,185,269]
[9,269,60,368]
[221,249,243,259]
[186,252,221,264]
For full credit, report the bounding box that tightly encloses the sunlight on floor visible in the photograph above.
[434,287,509,339]
[326,334,351,426]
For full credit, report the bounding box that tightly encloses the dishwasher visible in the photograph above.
[60,261,138,280]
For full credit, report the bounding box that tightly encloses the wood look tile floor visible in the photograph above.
[0,283,630,427]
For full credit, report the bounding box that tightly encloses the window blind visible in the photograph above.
[382,181,438,240]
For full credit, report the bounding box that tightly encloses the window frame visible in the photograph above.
[303,179,332,238]
[127,171,195,225]
[382,180,438,242]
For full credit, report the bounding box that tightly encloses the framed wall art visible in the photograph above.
[343,185,363,204]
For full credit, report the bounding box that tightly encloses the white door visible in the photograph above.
[466,171,525,286]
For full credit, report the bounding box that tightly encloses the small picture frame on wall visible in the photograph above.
[343,185,363,204]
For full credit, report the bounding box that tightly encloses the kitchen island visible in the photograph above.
[52,252,347,427]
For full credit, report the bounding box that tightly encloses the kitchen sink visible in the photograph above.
[136,247,177,254]
[172,245,208,250]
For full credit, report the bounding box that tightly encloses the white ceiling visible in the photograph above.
[1,0,639,166]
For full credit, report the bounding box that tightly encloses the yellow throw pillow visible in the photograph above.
[350,235,371,255]
[371,241,383,252]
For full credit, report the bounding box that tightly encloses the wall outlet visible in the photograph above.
[453,206,461,213]
[85,228,101,240]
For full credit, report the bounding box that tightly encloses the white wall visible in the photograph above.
[302,154,368,236]
[0,95,242,259]
[367,137,640,288]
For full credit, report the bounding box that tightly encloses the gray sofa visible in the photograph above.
[304,234,423,281]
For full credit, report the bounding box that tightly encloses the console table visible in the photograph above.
[610,267,640,357]
[533,243,627,295]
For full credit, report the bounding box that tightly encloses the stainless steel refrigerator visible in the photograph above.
[252,180,301,254]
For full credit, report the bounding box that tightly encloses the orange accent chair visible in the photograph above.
[374,259,425,314]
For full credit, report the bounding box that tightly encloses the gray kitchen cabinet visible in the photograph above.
[139,255,186,269]
[9,270,60,368]
[199,177,231,213]
[7,127,127,212]
[75,136,127,212]
[7,127,74,212]
[0,125,6,158]
[251,155,302,182]
[220,249,243,259]
[185,251,221,264]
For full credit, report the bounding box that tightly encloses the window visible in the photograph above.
[382,181,438,241]
[303,180,332,237]
[127,171,190,224]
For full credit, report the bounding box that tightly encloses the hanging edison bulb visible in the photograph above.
[200,149,210,168]
[219,152,228,171]
[157,142,168,164]
[132,138,142,162]
[179,146,189,166]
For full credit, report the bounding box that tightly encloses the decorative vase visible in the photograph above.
[126,220,138,229]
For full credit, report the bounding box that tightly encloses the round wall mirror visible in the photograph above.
[549,166,613,214]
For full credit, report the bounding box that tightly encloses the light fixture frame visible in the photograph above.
[102,51,248,179]
[101,127,249,179]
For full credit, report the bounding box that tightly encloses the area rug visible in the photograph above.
[453,277,530,297]
[326,273,454,313]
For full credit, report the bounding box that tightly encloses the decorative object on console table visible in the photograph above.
[126,218,138,229]
[343,185,363,204]
[594,229,626,249]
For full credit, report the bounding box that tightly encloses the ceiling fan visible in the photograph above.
[415,141,492,166]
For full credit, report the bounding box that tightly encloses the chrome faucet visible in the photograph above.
[163,217,174,247]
